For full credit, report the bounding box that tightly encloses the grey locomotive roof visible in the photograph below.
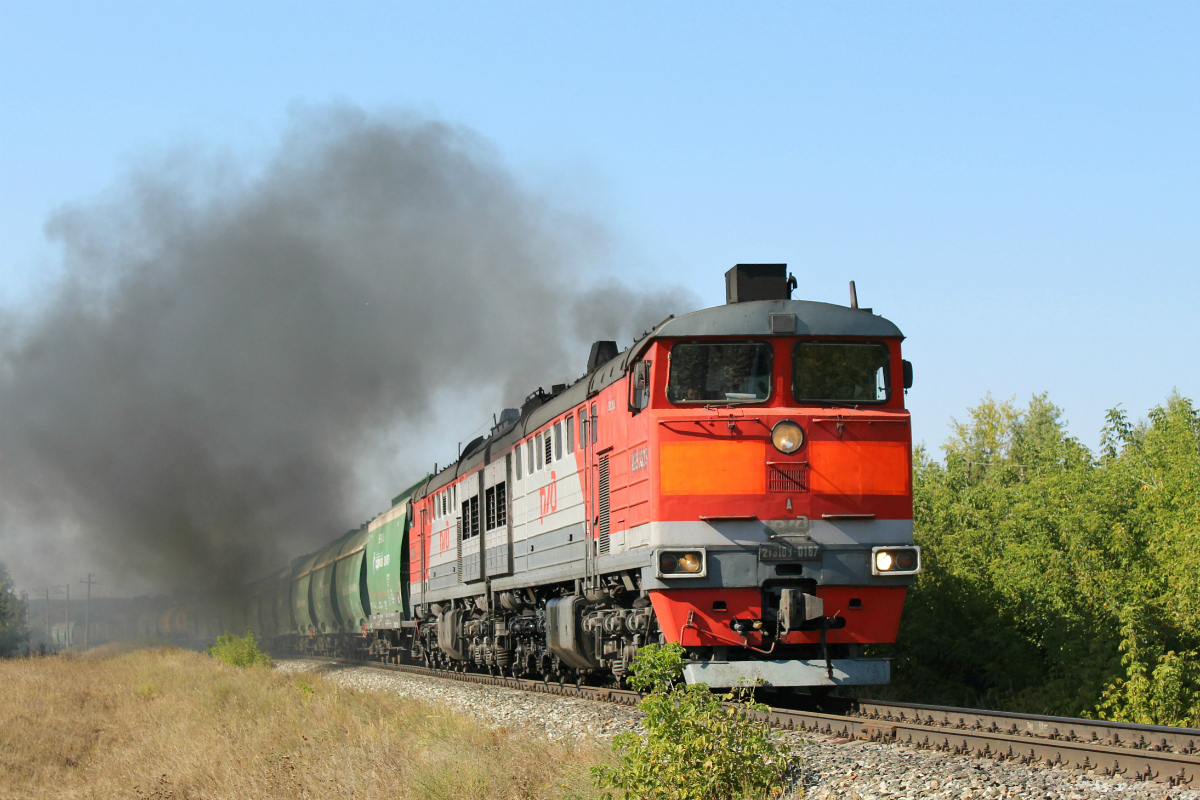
[650,299,903,340]
[411,298,903,498]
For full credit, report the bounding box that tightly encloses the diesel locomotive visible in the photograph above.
[238,264,921,689]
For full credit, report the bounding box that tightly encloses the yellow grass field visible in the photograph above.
[0,647,604,800]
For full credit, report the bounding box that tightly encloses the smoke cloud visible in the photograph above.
[0,105,696,595]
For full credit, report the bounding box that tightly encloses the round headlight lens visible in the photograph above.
[771,420,804,454]
[677,552,702,573]
[660,553,679,573]
[896,551,916,571]
[875,551,894,572]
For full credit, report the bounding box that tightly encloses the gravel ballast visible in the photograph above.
[276,659,1199,799]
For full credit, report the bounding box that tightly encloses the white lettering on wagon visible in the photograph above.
[630,446,649,472]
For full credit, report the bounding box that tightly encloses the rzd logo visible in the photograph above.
[539,471,558,522]
[630,447,649,472]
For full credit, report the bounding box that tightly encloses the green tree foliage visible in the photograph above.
[894,392,1200,726]
[207,630,272,668]
[592,642,791,800]
[0,563,29,657]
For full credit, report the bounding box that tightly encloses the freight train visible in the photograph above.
[166,265,922,689]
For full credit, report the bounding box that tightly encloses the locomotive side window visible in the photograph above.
[553,423,562,460]
[792,341,890,403]
[536,434,544,470]
[515,447,522,479]
[526,440,534,475]
[485,485,497,530]
[667,341,773,404]
[566,417,574,454]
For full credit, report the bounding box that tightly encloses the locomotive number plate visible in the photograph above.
[759,542,822,561]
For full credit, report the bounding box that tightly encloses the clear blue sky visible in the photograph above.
[3,1,1197,454]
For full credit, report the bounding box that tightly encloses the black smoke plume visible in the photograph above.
[0,105,696,594]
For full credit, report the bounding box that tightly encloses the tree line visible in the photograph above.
[892,391,1200,726]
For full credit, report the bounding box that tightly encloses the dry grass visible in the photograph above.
[0,647,605,800]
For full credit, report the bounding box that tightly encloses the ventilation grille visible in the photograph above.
[768,464,807,493]
[598,454,611,555]
[456,519,463,582]
[544,433,553,466]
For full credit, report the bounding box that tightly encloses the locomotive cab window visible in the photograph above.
[667,341,773,404]
[792,341,890,404]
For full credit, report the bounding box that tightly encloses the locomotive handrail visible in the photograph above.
[657,418,772,436]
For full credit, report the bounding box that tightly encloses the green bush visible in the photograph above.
[207,631,272,668]
[592,642,791,800]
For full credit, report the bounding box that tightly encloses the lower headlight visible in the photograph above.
[657,550,706,577]
[871,546,921,575]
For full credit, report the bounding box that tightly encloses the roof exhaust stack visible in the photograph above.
[848,280,872,314]
[725,264,795,304]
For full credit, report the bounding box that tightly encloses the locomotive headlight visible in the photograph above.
[871,546,922,576]
[771,420,804,454]
[656,549,707,578]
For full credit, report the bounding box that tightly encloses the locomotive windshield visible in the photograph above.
[792,341,890,403]
[667,341,773,404]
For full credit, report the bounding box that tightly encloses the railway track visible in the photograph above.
[294,655,1199,788]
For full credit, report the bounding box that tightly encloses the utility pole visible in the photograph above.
[80,574,98,648]
[52,584,70,647]
[19,592,28,648]
[45,588,51,638]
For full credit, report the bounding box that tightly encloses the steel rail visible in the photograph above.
[853,699,1200,756]
[755,705,1199,788]
[290,655,1199,787]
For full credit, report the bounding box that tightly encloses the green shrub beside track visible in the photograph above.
[208,630,272,667]
[593,643,792,800]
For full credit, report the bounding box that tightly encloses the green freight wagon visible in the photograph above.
[271,568,293,637]
[246,594,263,639]
[366,502,407,626]
[366,476,427,630]
[333,525,372,634]
[291,553,320,636]
[310,533,354,633]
